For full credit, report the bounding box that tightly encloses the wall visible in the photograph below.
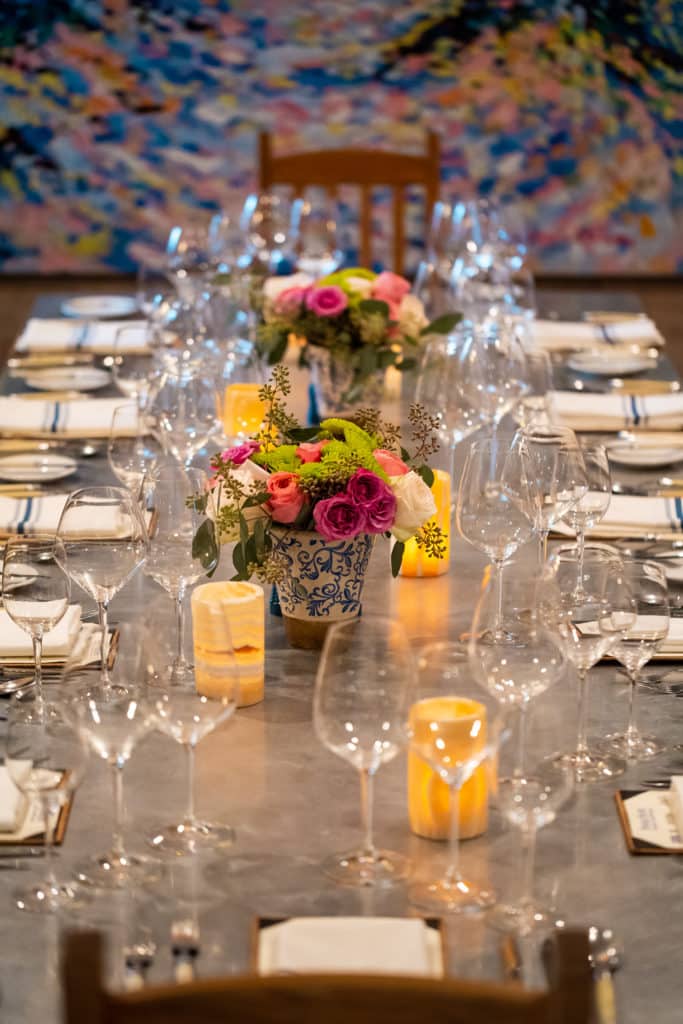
[0,0,680,274]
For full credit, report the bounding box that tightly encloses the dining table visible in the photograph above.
[0,287,682,1024]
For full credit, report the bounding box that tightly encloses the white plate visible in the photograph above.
[607,444,683,468]
[664,564,683,584]
[23,366,112,392]
[567,351,657,376]
[0,453,77,483]
[60,295,137,319]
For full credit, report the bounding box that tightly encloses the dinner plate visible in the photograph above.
[607,444,683,468]
[567,351,657,376]
[0,452,77,483]
[23,366,112,392]
[60,295,138,319]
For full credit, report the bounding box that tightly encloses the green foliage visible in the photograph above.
[391,541,405,578]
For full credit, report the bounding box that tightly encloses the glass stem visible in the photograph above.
[32,632,44,705]
[98,600,111,686]
[576,669,589,757]
[359,768,376,860]
[173,583,187,673]
[626,671,640,741]
[515,704,528,777]
[493,561,505,638]
[111,760,126,859]
[576,528,585,589]
[184,742,197,827]
[41,795,58,898]
[444,784,462,886]
[541,529,549,564]
[520,827,537,907]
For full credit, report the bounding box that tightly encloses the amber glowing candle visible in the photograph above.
[399,468,451,577]
[192,581,265,707]
[223,383,266,440]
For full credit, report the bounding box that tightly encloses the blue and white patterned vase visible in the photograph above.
[272,528,374,649]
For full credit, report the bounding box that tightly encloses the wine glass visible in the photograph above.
[240,193,292,274]
[1,535,70,707]
[151,372,221,465]
[144,628,238,856]
[413,200,458,319]
[143,463,216,682]
[542,544,629,781]
[561,444,611,599]
[108,405,162,500]
[409,641,509,914]
[456,435,537,642]
[136,260,174,319]
[313,615,416,887]
[457,316,529,432]
[165,222,212,303]
[112,327,160,412]
[290,191,343,277]
[415,332,492,448]
[601,559,670,760]
[56,488,149,689]
[5,687,88,913]
[517,425,588,561]
[514,349,554,430]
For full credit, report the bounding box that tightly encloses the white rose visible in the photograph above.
[398,293,429,337]
[390,470,436,541]
[345,275,374,298]
[208,459,270,543]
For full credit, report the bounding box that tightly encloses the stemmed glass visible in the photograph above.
[415,332,493,449]
[518,425,588,561]
[602,559,670,760]
[56,487,149,689]
[240,193,292,274]
[143,464,215,682]
[145,628,238,856]
[313,615,416,887]
[151,372,221,466]
[108,405,162,500]
[112,326,160,412]
[5,687,88,912]
[165,223,212,303]
[457,316,529,432]
[2,535,70,707]
[409,641,509,914]
[290,191,343,277]
[514,349,554,430]
[561,444,611,599]
[542,544,629,781]
[456,435,537,642]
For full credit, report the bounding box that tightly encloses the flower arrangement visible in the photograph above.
[193,366,446,581]
[257,268,460,403]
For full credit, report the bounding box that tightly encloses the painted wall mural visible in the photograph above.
[0,1,680,274]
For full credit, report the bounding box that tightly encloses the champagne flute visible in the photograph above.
[409,641,509,914]
[561,444,611,599]
[56,487,148,689]
[108,404,162,500]
[313,615,415,887]
[518,425,588,561]
[1,535,70,707]
[5,687,88,913]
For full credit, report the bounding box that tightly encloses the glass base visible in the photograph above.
[410,876,495,915]
[601,731,664,761]
[487,898,557,935]
[74,850,160,890]
[14,879,91,914]
[322,848,410,888]
[148,821,235,857]
[554,749,626,782]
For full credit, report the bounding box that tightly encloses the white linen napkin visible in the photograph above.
[16,319,149,354]
[0,494,134,538]
[553,494,683,540]
[0,765,28,832]
[0,398,139,438]
[0,604,81,658]
[529,318,664,352]
[550,391,683,432]
[258,917,442,977]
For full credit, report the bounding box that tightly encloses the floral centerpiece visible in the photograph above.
[194,367,445,648]
[257,268,459,412]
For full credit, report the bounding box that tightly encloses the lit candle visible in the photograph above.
[399,468,451,577]
[191,581,265,707]
[408,696,488,841]
[223,383,266,440]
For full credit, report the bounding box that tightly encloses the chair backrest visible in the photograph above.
[258,130,441,275]
[61,928,592,1024]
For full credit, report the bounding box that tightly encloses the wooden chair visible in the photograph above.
[61,928,592,1024]
[258,130,441,276]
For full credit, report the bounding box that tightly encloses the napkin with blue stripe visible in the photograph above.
[553,494,683,540]
[15,319,148,353]
[551,392,683,432]
[0,398,139,438]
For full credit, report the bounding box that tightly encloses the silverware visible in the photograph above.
[123,939,157,991]
[171,918,200,984]
[588,925,622,1024]
[639,778,671,789]
[0,846,46,859]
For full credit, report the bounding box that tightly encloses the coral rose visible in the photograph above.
[372,271,411,307]
[373,448,409,477]
[265,471,306,524]
[296,440,330,463]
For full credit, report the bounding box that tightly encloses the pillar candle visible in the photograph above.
[223,383,266,440]
[192,581,265,707]
[399,469,451,577]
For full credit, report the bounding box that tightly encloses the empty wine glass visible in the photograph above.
[602,559,670,760]
[456,435,537,642]
[136,260,174,319]
[561,444,611,599]
[291,191,343,277]
[56,488,148,689]
[542,544,629,781]
[413,199,459,319]
[415,332,492,447]
[240,193,291,274]
[313,615,416,887]
[151,372,221,465]
[145,628,238,856]
[108,405,162,500]
[514,349,554,429]
[518,425,587,560]
[165,223,212,303]
[143,464,216,681]
[409,641,509,913]
[2,535,70,707]
[112,327,160,412]
[5,687,88,912]
[458,316,530,432]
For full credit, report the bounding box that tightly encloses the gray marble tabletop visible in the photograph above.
[0,290,682,1024]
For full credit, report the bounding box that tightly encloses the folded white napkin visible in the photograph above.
[550,391,683,432]
[16,319,149,354]
[258,917,442,977]
[0,398,139,438]
[0,604,81,658]
[554,494,683,540]
[0,494,134,538]
[529,318,664,352]
[0,765,28,832]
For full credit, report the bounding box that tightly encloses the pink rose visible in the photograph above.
[305,285,348,318]
[371,271,411,307]
[221,440,261,466]
[313,493,367,541]
[346,469,397,533]
[296,440,330,463]
[373,448,409,477]
[266,471,306,524]
[273,286,308,317]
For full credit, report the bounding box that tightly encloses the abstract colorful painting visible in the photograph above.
[0,1,680,273]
